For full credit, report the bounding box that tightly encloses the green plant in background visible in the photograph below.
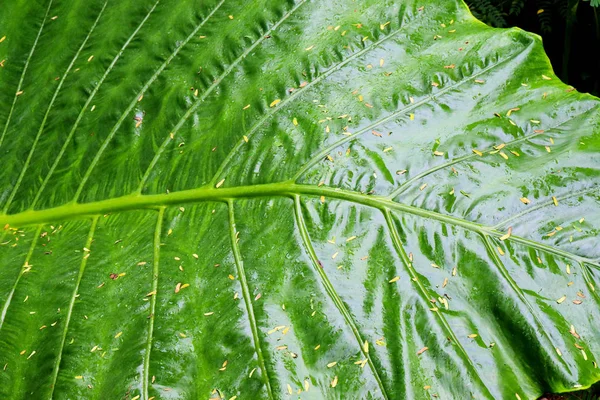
[467,0,599,29]
[0,0,599,399]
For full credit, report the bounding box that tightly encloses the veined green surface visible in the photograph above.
[0,0,599,398]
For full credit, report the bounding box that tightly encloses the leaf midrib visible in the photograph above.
[1,182,597,268]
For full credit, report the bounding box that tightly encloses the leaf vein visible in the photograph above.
[138,0,308,192]
[3,1,109,214]
[292,46,530,181]
[0,225,42,331]
[142,208,164,399]
[383,208,493,398]
[480,235,569,368]
[31,0,162,209]
[492,186,600,230]
[74,0,227,201]
[228,201,274,399]
[1,183,597,267]
[49,217,98,398]
[387,106,600,199]
[0,0,54,150]
[209,17,411,186]
[294,196,390,400]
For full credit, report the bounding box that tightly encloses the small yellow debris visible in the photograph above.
[114,331,123,338]
[472,149,483,156]
[520,197,530,204]
[331,376,338,388]
[87,55,94,62]
[552,196,558,206]
[292,117,298,126]
[270,99,281,107]
[497,246,505,256]
[542,74,552,80]
[417,347,428,355]
[305,45,314,51]
[216,179,225,188]
[556,295,566,304]
[500,227,512,241]
[433,151,444,156]
[506,108,520,117]
[243,104,250,110]
[467,334,478,339]
[327,361,337,368]
[389,276,400,283]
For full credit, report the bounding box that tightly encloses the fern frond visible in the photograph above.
[537,0,554,32]
[510,0,526,15]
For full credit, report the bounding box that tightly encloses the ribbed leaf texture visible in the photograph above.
[0,0,599,398]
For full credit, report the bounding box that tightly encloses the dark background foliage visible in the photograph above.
[467,0,600,96]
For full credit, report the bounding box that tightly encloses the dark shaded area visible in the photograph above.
[468,0,600,96]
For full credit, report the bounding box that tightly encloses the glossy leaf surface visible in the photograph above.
[0,0,599,399]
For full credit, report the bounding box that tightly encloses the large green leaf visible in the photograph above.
[0,0,599,398]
